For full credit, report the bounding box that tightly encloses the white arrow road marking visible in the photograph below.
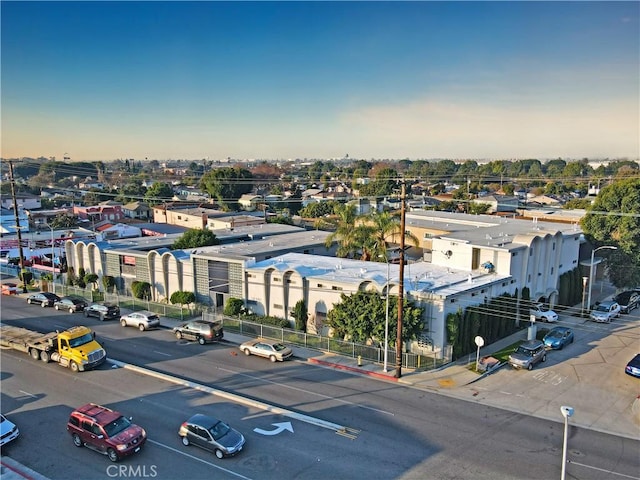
[253,422,294,436]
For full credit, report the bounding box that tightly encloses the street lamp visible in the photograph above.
[379,254,391,372]
[586,246,617,313]
[560,405,574,480]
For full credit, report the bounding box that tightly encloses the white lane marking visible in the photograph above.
[18,390,37,398]
[569,460,640,479]
[217,367,394,416]
[253,422,294,436]
[147,439,253,480]
[153,351,172,356]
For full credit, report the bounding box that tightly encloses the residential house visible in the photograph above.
[123,201,152,220]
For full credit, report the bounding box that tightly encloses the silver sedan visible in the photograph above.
[239,339,293,362]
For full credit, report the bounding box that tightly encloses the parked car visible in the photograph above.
[0,414,20,447]
[1,283,18,295]
[84,303,121,321]
[625,354,640,378]
[529,303,558,323]
[543,327,574,350]
[614,291,640,314]
[508,340,547,370]
[178,414,245,459]
[54,296,89,313]
[173,320,223,345]
[27,292,60,307]
[589,300,621,323]
[239,339,293,362]
[67,403,146,462]
[120,311,161,331]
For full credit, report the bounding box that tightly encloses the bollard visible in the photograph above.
[357,355,362,367]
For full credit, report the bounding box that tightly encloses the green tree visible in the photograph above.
[200,167,253,208]
[323,203,369,259]
[327,291,424,346]
[172,229,219,250]
[49,213,78,229]
[102,275,116,293]
[144,182,174,205]
[292,300,307,332]
[299,201,339,218]
[581,178,640,288]
[364,211,419,262]
[84,273,99,290]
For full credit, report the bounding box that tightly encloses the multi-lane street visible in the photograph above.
[1,295,639,480]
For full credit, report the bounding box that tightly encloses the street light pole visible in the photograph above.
[560,406,574,480]
[384,259,390,372]
[586,246,617,313]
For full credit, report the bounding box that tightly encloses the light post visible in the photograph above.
[586,246,617,313]
[581,276,588,318]
[379,254,391,372]
[560,405,574,480]
[38,221,56,294]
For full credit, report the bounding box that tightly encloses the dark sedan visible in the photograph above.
[625,354,640,378]
[54,296,89,313]
[26,292,60,307]
[614,291,639,314]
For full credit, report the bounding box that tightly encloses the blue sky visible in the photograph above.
[2,1,638,162]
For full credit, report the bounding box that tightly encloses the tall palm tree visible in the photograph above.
[324,203,371,259]
[366,210,419,262]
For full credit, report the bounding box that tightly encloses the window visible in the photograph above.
[317,284,324,288]
[332,285,343,291]
[273,304,283,309]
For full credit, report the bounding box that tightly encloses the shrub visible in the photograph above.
[224,298,244,316]
[131,281,151,300]
[84,273,98,289]
[170,291,196,306]
[102,275,116,293]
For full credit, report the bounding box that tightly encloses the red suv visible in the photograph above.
[67,403,146,462]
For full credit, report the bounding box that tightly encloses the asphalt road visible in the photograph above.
[1,296,639,480]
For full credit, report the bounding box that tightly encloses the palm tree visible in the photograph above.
[324,203,370,259]
[366,211,419,262]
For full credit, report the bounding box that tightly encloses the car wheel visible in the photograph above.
[69,361,79,373]
[570,337,574,344]
[107,448,119,463]
[69,307,75,313]
[121,319,127,327]
[84,310,89,317]
[55,305,60,310]
[139,324,146,332]
[72,433,83,448]
[181,435,190,446]
[269,355,277,363]
[198,336,206,345]
[175,331,183,340]
[40,350,50,363]
[215,449,224,459]
[100,313,105,321]
[42,301,47,308]
[243,348,251,356]
[542,354,547,362]
[27,298,32,304]
[527,363,533,371]
[30,348,40,360]
[559,343,563,350]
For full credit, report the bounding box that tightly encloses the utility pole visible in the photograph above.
[8,160,28,293]
[395,182,406,378]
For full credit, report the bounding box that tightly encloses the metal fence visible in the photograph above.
[102,292,203,320]
[205,313,448,371]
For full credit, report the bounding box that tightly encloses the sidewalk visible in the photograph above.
[0,457,51,480]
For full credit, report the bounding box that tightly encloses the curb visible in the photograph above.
[308,357,399,382]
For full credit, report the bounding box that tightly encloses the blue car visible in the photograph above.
[543,327,574,350]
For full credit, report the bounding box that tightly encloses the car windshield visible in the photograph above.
[272,343,287,352]
[548,331,563,339]
[103,416,132,437]
[209,421,230,441]
[69,333,94,348]
[515,346,534,357]
[595,304,610,312]
[537,305,549,312]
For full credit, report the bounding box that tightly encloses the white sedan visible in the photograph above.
[239,339,293,362]
[120,310,161,331]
